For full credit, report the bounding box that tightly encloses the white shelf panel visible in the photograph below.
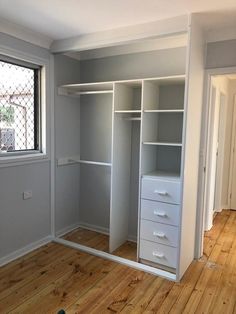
[144,75,185,85]
[144,109,184,113]
[142,170,181,181]
[143,142,182,147]
[58,75,185,96]
[115,110,141,113]
[58,82,114,96]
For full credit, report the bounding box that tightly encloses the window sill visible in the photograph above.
[0,152,50,168]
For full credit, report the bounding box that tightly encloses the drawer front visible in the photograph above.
[141,199,180,226]
[139,239,177,268]
[140,220,178,247]
[141,178,181,204]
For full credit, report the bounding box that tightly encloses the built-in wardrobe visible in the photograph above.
[55,25,204,281]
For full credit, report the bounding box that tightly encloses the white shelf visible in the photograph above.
[144,75,185,85]
[144,109,184,113]
[142,142,182,147]
[58,75,185,96]
[58,82,114,96]
[142,170,180,181]
[115,110,141,113]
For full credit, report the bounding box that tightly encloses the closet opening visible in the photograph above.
[59,91,113,254]
[198,71,236,260]
[55,33,188,280]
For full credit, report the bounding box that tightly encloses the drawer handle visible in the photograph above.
[152,251,164,258]
[153,231,166,238]
[154,190,168,196]
[154,211,167,217]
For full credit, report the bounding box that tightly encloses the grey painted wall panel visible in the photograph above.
[206,40,236,69]
[0,162,51,258]
[79,164,111,230]
[80,94,112,162]
[80,47,186,83]
[0,33,51,260]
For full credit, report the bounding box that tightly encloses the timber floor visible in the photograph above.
[62,227,137,261]
[0,209,235,313]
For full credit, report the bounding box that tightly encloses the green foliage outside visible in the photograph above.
[0,106,15,124]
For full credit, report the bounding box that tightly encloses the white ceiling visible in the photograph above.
[1,0,236,43]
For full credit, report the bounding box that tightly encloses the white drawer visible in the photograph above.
[141,178,181,204]
[139,239,177,268]
[141,199,180,226]
[140,220,178,247]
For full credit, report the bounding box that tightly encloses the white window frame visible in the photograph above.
[0,45,50,167]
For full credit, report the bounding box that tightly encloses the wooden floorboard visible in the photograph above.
[63,227,137,262]
[0,210,235,313]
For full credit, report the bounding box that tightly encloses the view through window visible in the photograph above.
[0,59,40,153]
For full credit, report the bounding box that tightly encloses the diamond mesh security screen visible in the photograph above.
[0,60,39,153]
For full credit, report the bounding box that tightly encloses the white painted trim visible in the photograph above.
[175,15,191,281]
[50,54,55,238]
[228,95,236,209]
[204,82,218,231]
[197,66,236,258]
[51,15,188,53]
[54,237,176,281]
[0,43,51,167]
[0,236,53,267]
[0,18,52,49]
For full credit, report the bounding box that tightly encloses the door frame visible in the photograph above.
[228,95,236,209]
[196,66,236,259]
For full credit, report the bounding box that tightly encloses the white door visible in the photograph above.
[230,98,236,210]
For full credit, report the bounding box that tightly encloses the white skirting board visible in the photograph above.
[55,222,82,238]
[54,237,176,281]
[0,235,53,267]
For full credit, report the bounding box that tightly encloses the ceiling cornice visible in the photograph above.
[0,18,53,49]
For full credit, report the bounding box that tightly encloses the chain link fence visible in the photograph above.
[0,60,37,152]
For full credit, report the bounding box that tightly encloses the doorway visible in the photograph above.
[198,69,236,258]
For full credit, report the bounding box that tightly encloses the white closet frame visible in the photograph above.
[54,16,205,282]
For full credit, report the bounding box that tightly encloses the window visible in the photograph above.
[0,58,41,154]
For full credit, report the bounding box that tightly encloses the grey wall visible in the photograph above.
[0,33,51,260]
[206,40,236,69]
[54,54,81,234]
[80,47,186,82]
[0,162,51,258]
